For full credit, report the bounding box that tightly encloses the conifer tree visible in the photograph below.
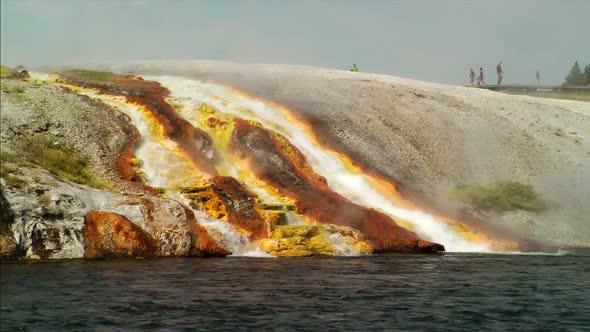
[563,61,586,86]
[583,64,590,86]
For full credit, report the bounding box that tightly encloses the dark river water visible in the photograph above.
[2,251,589,331]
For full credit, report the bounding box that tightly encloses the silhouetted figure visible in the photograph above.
[469,68,476,85]
[350,64,358,72]
[536,70,541,84]
[477,67,486,85]
[496,61,503,85]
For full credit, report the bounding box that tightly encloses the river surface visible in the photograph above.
[2,251,589,331]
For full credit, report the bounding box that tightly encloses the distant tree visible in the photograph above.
[563,61,586,86]
[584,64,590,86]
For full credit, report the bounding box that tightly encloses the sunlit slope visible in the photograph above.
[47,71,512,254]
[72,60,590,248]
[51,72,444,255]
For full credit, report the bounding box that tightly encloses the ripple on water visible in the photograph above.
[2,252,590,331]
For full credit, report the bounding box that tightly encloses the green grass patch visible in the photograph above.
[0,65,16,79]
[59,69,117,83]
[2,174,26,188]
[448,181,543,212]
[0,82,26,93]
[1,135,112,189]
[59,69,126,93]
[1,151,26,189]
[0,163,19,177]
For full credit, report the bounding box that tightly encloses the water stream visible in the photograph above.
[69,89,262,256]
[152,76,491,252]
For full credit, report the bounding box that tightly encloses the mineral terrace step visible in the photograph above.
[261,203,296,211]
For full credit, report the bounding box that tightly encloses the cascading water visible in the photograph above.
[68,88,264,256]
[170,193,272,257]
[150,76,492,252]
[75,91,203,188]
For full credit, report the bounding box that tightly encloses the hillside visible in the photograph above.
[77,61,590,247]
[1,62,589,260]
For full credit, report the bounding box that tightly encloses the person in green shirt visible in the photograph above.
[351,64,358,72]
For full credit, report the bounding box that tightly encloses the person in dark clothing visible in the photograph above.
[477,67,486,85]
[536,70,541,84]
[496,61,503,85]
[469,68,476,85]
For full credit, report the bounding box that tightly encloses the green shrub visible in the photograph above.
[59,69,117,83]
[3,174,26,188]
[59,69,125,93]
[0,163,19,178]
[1,82,25,93]
[0,65,16,79]
[448,181,543,212]
[2,135,112,189]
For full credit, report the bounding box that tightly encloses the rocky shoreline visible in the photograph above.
[0,80,228,260]
[1,75,442,261]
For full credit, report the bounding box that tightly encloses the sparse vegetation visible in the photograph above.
[59,69,124,92]
[60,69,117,83]
[1,153,25,189]
[0,82,26,94]
[448,181,543,212]
[58,69,156,96]
[0,65,16,79]
[2,174,27,188]
[1,135,111,189]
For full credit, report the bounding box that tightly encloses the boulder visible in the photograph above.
[83,211,152,258]
[0,190,19,259]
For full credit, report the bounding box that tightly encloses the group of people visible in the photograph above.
[469,63,543,85]
[469,61,503,86]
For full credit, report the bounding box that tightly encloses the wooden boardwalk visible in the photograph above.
[470,84,590,93]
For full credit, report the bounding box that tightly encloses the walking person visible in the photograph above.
[477,67,486,85]
[536,70,541,84]
[469,68,476,85]
[496,61,503,85]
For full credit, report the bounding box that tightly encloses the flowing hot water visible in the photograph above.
[67,88,260,256]
[150,76,491,252]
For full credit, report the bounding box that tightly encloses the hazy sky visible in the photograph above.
[1,0,588,85]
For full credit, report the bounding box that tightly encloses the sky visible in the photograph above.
[1,0,589,85]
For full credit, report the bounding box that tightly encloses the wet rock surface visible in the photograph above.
[259,224,373,256]
[96,60,590,247]
[230,119,445,253]
[0,168,228,260]
[58,71,217,175]
[0,191,19,258]
[83,211,152,258]
[0,81,227,260]
[184,176,268,240]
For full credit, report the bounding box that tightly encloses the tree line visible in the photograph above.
[563,61,590,86]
